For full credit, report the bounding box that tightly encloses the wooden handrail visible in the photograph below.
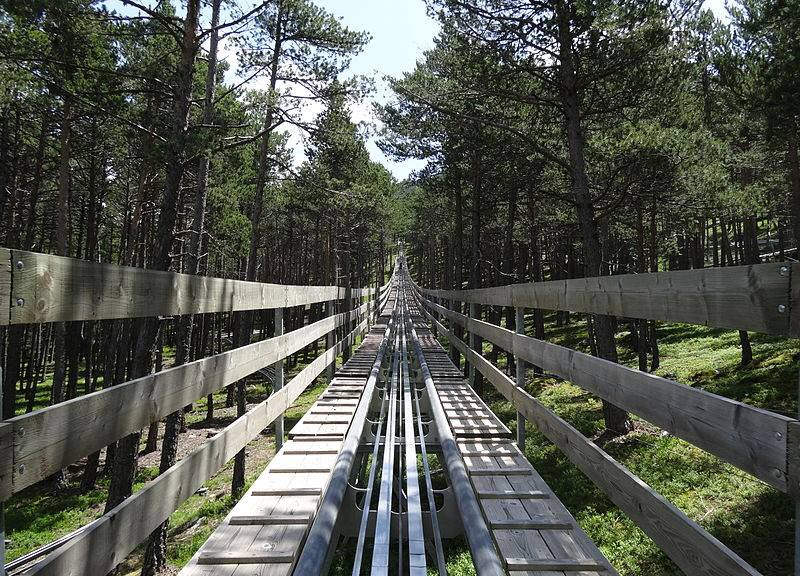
[0,301,370,498]
[0,248,375,325]
[418,295,794,492]
[416,297,762,576]
[415,263,799,336]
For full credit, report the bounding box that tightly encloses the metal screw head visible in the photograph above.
[778,304,787,313]
[17,464,25,475]
[15,297,24,307]
[15,260,23,270]
[17,428,24,437]
[780,265,790,276]
[776,432,783,440]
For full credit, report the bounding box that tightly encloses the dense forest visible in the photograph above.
[379,0,799,435]
[0,0,798,574]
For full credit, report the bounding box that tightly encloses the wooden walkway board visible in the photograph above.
[408,309,616,576]
[179,315,392,576]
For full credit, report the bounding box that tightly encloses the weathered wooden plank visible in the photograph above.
[490,518,572,530]
[0,423,13,501]
[505,557,605,571]
[7,248,344,324]
[8,306,367,495]
[417,263,796,336]
[470,467,531,476]
[251,487,322,497]
[453,331,764,576]
[478,490,548,499]
[228,515,311,525]
[197,551,295,564]
[21,321,371,576]
[424,297,792,492]
[0,248,10,325]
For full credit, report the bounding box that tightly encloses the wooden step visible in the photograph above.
[229,514,312,525]
[469,467,531,476]
[490,517,572,530]
[251,487,322,496]
[505,557,606,571]
[197,551,294,565]
[478,490,549,499]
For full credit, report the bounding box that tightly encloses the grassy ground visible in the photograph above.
[480,313,797,576]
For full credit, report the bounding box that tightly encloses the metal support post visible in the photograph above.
[326,299,335,383]
[515,307,527,451]
[468,302,477,389]
[0,366,4,572]
[274,308,284,450]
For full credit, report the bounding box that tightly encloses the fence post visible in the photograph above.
[343,282,352,362]
[796,370,800,576]
[0,365,4,571]
[326,299,335,383]
[515,307,527,451]
[468,302,477,389]
[448,298,458,367]
[274,307,284,451]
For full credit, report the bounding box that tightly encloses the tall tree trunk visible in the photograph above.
[556,4,630,434]
[141,2,222,567]
[106,0,201,516]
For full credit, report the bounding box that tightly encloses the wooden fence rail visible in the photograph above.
[414,295,762,576]
[0,300,370,498]
[0,248,375,325]
[26,315,371,576]
[417,262,800,337]
[419,297,794,492]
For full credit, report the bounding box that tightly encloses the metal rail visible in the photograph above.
[401,314,426,575]
[404,281,505,576]
[293,290,398,574]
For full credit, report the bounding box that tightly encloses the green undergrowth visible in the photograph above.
[480,314,797,576]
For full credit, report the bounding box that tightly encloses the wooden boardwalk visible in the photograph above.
[406,292,616,576]
[179,305,395,575]
[180,279,616,575]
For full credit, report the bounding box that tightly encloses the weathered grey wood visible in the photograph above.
[787,421,800,497]
[470,467,531,476]
[505,558,605,571]
[489,518,572,530]
[416,263,797,336]
[7,303,368,495]
[24,319,369,576]
[197,551,295,565]
[8,248,344,324]
[228,515,311,525]
[441,324,764,576]
[0,248,10,325]
[478,490,548,499]
[252,487,322,496]
[0,423,13,501]
[423,297,792,492]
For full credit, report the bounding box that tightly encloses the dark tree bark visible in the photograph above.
[556,3,630,434]
[106,0,201,516]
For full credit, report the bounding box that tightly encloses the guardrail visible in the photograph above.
[0,247,387,574]
[411,262,800,576]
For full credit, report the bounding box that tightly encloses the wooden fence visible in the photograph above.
[412,262,800,576]
[0,247,383,574]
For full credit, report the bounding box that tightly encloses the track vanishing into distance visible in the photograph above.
[2,243,795,575]
[182,259,614,576]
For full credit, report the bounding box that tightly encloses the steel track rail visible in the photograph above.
[293,287,398,575]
